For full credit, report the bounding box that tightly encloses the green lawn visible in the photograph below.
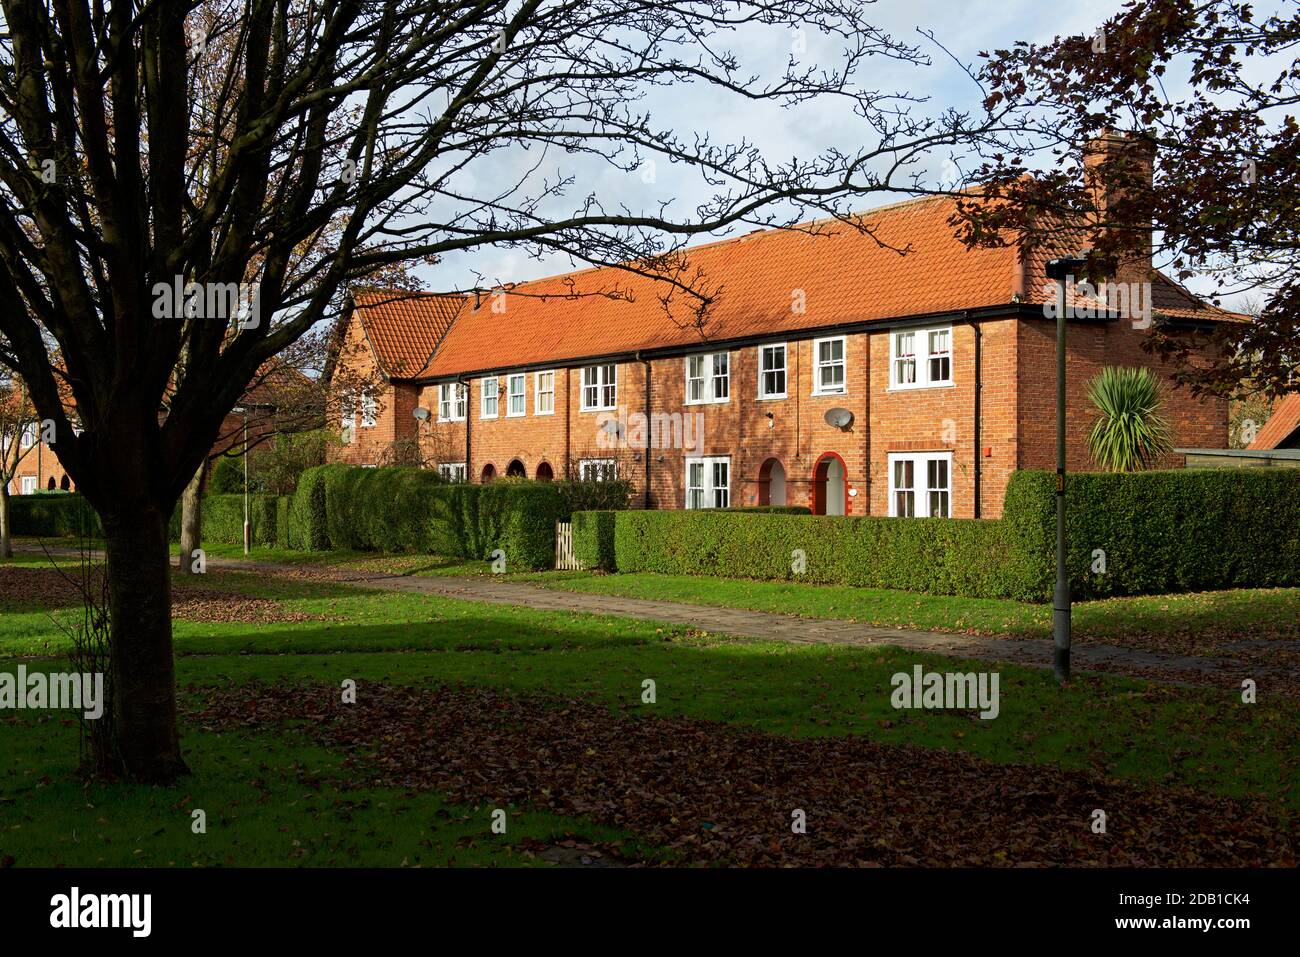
[3,564,1296,826]
[18,535,1298,650]
[510,569,1300,646]
[0,705,653,867]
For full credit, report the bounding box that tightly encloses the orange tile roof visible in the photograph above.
[1249,394,1300,450]
[351,290,464,378]
[422,195,1020,378]
[348,194,1237,381]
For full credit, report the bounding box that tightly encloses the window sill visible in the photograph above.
[886,382,955,393]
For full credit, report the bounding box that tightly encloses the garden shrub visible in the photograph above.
[290,464,333,550]
[1004,468,1300,599]
[167,493,278,546]
[572,510,617,571]
[608,509,1035,598]
[575,468,1300,600]
[295,467,628,568]
[7,493,101,537]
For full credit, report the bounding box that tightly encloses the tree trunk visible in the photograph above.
[0,486,11,559]
[103,505,189,782]
[177,465,204,575]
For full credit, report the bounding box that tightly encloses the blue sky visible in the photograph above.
[416,0,1269,312]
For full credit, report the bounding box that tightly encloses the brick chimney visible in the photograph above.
[1082,131,1155,286]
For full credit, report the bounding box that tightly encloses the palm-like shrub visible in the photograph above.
[1086,367,1173,472]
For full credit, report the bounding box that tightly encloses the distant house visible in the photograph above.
[1178,394,1300,470]
[328,136,1234,518]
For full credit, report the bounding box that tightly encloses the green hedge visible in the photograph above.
[719,505,812,515]
[6,493,101,537]
[290,465,331,550]
[168,493,279,546]
[1004,469,1300,599]
[603,509,1037,598]
[289,465,626,570]
[575,468,1300,600]
[572,510,618,571]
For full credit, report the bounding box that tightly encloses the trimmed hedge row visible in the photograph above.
[592,508,1037,598]
[289,464,629,570]
[574,468,1300,600]
[1005,468,1300,599]
[6,493,101,537]
[167,493,280,546]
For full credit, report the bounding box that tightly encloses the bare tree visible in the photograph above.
[955,0,1300,397]
[0,0,1019,781]
[0,371,39,557]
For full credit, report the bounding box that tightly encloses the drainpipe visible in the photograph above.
[458,376,471,479]
[862,332,870,514]
[564,368,572,479]
[637,352,651,509]
[969,311,982,519]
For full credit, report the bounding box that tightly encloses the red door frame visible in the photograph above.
[810,451,848,515]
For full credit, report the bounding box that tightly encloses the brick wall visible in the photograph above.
[1016,315,1227,474]
[328,311,420,466]
[350,312,1226,519]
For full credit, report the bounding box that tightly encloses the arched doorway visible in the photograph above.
[506,459,526,478]
[812,453,846,516]
[536,462,554,481]
[60,475,71,491]
[757,458,786,506]
[46,476,56,490]
[481,463,497,483]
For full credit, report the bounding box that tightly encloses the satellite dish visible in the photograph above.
[824,407,854,429]
[412,407,431,421]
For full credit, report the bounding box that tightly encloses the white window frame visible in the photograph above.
[534,371,555,415]
[579,458,617,482]
[684,352,730,405]
[887,451,953,518]
[339,397,355,444]
[758,343,788,400]
[480,376,499,419]
[812,336,847,396]
[438,462,467,483]
[437,383,466,422]
[581,364,617,412]
[359,391,377,428]
[890,324,954,390]
[507,374,526,417]
[685,455,730,509]
[20,475,37,495]
[20,422,38,448]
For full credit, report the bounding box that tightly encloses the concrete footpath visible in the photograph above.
[11,544,1268,686]
[205,555,1251,685]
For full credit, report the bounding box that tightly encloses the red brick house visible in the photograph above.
[329,149,1233,519]
[1248,395,1300,450]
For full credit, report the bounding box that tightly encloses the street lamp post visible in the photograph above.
[1044,255,1089,686]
